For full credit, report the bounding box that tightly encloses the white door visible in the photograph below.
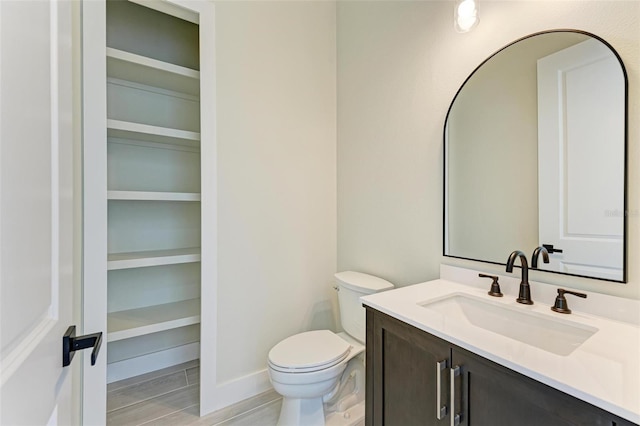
[537,39,625,281]
[0,0,79,424]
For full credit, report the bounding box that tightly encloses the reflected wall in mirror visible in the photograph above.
[444,30,627,282]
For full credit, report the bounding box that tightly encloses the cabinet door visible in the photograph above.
[451,347,623,426]
[366,309,450,426]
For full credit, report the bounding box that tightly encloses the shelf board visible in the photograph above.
[107,119,200,148]
[107,191,201,202]
[107,47,200,96]
[107,298,201,342]
[107,247,201,270]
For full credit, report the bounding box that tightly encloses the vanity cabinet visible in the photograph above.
[365,308,637,426]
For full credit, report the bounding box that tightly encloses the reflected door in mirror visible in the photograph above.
[538,39,624,281]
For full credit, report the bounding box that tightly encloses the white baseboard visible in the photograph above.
[201,368,273,415]
[106,342,200,384]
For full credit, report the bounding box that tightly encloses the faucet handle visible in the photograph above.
[479,273,503,297]
[551,288,587,314]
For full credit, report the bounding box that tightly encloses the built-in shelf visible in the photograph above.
[107,119,200,148]
[107,298,201,342]
[107,191,201,202]
[107,47,200,96]
[107,247,201,270]
[94,0,206,385]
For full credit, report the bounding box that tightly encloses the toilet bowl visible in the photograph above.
[267,272,394,426]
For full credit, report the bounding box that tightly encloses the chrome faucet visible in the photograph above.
[506,250,533,305]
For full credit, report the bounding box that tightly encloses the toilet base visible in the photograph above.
[325,400,365,426]
[276,355,365,426]
[277,397,325,426]
[276,397,365,426]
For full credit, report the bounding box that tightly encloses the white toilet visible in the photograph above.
[268,271,394,426]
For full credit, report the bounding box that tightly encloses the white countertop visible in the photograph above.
[361,274,640,423]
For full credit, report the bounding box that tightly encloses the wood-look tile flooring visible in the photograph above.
[107,361,281,426]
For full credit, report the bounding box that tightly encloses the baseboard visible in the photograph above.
[200,387,280,424]
[200,368,274,415]
[106,342,200,383]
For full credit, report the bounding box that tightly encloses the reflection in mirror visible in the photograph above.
[444,30,627,282]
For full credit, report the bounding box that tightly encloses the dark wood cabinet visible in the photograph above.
[366,307,638,426]
[366,303,450,426]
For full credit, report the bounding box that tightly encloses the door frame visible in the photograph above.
[81,1,108,422]
[81,0,217,422]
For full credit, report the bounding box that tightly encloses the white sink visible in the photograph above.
[419,293,598,356]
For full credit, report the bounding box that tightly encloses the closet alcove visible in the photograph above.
[82,0,215,421]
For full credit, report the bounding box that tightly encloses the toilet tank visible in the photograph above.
[335,271,394,343]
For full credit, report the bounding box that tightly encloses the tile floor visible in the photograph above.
[106,361,281,426]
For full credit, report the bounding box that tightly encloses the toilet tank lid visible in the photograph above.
[334,271,394,293]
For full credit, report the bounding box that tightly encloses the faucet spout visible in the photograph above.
[531,246,550,268]
[506,250,533,305]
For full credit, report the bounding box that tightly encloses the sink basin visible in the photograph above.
[419,294,598,356]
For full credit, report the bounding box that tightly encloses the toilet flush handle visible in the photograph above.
[333,285,339,291]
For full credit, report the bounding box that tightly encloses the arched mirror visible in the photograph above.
[444,30,627,282]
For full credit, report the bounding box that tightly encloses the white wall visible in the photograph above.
[216,1,337,385]
[208,0,638,410]
[337,0,640,299]
[337,1,445,287]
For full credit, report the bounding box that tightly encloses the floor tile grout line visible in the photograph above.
[107,378,197,414]
[108,366,196,396]
[108,383,196,416]
[211,397,282,426]
[107,371,179,400]
[107,361,200,393]
[118,392,281,426]
[136,403,200,426]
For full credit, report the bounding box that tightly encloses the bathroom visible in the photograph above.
[0,0,638,425]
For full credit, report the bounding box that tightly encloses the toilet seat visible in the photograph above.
[268,330,351,373]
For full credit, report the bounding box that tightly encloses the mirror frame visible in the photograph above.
[443,29,629,283]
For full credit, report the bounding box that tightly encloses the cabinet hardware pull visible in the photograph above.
[436,360,448,420]
[450,365,461,426]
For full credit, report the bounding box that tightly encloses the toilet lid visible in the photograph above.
[268,330,351,372]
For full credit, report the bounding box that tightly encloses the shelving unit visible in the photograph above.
[107,248,201,270]
[107,119,200,148]
[107,47,200,95]
[103,0,202,384]
[107,298,201,342]
[107,190,201,201]
[82,0,214,418]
